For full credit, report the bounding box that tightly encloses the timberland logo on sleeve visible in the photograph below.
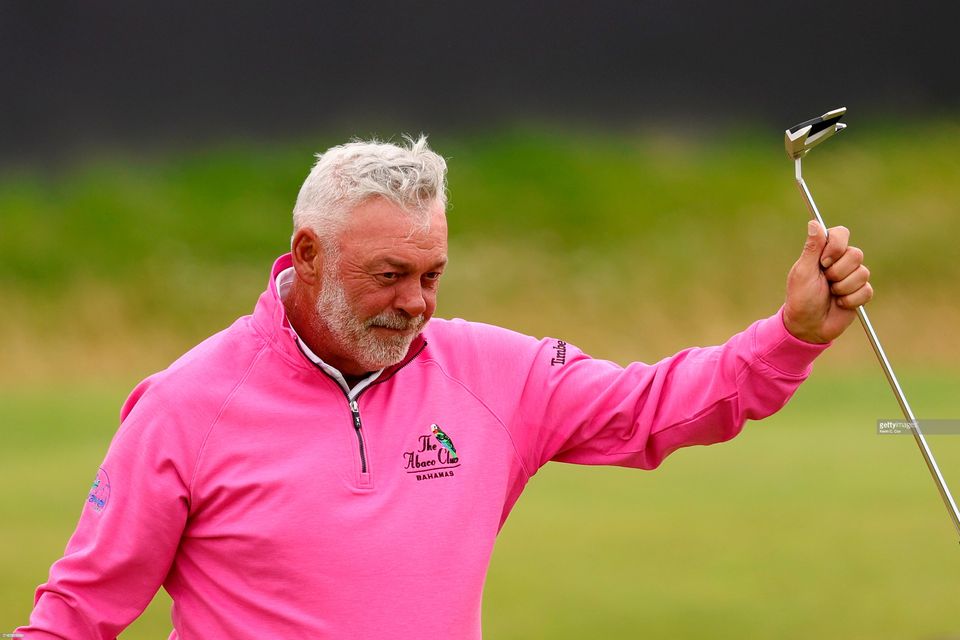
[550,340,567,366]
[403,423,460,481]
[87,467,111,513]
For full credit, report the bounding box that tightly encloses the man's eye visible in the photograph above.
[381,272,399,281]
[423,272,441,281]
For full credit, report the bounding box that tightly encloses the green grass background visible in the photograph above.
[2,121,960,637]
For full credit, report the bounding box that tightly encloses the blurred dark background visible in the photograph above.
[3,0,959,167]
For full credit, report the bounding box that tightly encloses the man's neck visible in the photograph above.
[280,274,380,392]
[281,280,329,360]
[341,372,371,389]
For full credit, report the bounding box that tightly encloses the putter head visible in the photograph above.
[784,107,847,160]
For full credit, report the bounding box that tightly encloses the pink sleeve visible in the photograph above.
[17,382,194,639]
[513,306,830,471]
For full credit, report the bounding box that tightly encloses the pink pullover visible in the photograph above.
[19,254,829,639]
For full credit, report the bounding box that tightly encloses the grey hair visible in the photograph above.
[292,135,448,246]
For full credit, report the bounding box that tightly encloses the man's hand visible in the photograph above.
[783,220,874,344]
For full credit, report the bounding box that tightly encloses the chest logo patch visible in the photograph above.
[403,423,460,481]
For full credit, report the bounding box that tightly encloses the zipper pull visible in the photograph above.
[349,400,362,431]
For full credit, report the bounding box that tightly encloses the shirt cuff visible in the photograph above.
[751,305,832,377]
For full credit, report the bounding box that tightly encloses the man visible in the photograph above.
[19,136,872,638]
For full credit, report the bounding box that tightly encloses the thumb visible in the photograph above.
[799,219,827,270]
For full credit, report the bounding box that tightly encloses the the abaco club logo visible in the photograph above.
[402,423,460,481]
[87,467,111,513]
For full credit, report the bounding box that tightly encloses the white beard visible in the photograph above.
[315,267,427,371]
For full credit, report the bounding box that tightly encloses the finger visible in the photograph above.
[820,225,850,269]
[823,246,865,281]
[830,264,871,296]
[796,220,829,276]
[837,282,874,309]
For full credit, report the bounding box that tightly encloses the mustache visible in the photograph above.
[364,310,425,332]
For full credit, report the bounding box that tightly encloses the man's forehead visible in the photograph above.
[342,198,445,233]
[339,217,447,250]
[334,200,447,268]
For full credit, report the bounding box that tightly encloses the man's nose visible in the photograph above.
[394,279,427,317]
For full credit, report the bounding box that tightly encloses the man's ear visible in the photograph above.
[291,227,324,286]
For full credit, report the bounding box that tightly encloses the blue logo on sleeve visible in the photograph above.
[87,468,111,513]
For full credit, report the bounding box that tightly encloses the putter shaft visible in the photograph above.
[794,158,960,540]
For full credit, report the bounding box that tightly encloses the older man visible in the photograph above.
[19,137,872,639]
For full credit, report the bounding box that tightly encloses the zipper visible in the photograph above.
[296,339,427,488]
[344,341,426,483]
[348,400,368,474]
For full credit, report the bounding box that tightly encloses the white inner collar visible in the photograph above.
[275,266,383,399]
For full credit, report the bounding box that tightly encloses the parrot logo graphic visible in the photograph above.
[431,423,458,459]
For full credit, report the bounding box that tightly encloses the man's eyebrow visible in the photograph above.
[378,256,448,270]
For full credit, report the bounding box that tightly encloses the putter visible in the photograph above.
[785,107,960,541]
